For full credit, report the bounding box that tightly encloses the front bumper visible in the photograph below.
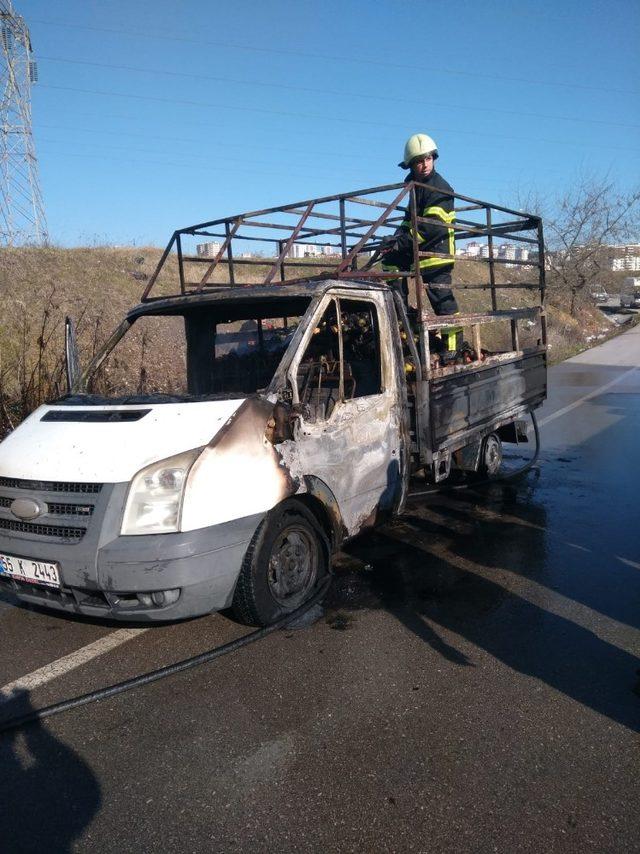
[0,495,265,622]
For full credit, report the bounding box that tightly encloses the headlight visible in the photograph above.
[121,448,203,535]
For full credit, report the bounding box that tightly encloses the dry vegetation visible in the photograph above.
[451,258,618,358]
[0,246,166,435]
[0,245,622,436]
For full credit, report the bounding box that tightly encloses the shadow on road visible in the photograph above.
[417,479,640,633]
[0,690,101,853]
[333,479,640,734]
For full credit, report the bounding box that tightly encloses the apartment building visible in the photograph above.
[196,241,223,258]
[287,243,340,258]
[611,244,640,272]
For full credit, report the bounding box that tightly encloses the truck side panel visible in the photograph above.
[428,351,547,453]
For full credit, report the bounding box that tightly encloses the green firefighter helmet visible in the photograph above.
[399,133,439,169]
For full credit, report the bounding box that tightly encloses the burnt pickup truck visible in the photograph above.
[0,183,547,624]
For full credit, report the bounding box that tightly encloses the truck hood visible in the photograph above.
[0,399,246,483]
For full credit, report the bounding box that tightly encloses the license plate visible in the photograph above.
[0,552,61,588]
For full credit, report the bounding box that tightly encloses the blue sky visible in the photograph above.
[15,0,640,246]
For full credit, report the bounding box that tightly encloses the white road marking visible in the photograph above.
[539,364,640,428]
[0,628,148,701]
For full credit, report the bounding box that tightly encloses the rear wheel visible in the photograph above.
[479,433,502,477]
[232,499,328,626]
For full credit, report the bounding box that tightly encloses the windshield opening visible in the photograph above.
[81,298,310,404]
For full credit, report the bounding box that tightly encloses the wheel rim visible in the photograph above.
[267,524,318,608]
[483,434,502,476]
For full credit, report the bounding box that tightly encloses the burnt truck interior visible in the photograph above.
[296,298,383,421]
[81,291,385,414]
[76,182,547,480]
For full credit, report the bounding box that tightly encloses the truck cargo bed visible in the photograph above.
[429,348,546,453]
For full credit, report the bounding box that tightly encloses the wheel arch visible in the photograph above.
[297,476,347,554]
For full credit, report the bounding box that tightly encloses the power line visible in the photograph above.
[36,150,520,204]
[32,128,576,182]
[37,122,373,160]
[32,120,633,184]
[36,139,527,191]
[29,16,640,98]
[37,54,640,131]
[37,83,640,156]
[35,138,372,181]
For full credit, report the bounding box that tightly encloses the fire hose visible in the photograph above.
[0,576,332,734]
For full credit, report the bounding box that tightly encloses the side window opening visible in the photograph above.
[296,297,383,422]
[340,299,382,398]
[207,317,297,395]
[296,300,341,422]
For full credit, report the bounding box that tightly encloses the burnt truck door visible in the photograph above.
[279,288,407,538]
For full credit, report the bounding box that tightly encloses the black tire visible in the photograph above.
[232,499,329,626]
[478,432,503,477]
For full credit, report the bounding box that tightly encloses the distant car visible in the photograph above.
[620,277,640,309]
[591,289,608,301]
[620,294,640,309]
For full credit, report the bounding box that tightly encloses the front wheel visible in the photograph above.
[232,499,328,626]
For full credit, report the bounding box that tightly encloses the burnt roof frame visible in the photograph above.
[141,182,545,311]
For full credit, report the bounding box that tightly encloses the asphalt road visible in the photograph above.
[1,325,639,854]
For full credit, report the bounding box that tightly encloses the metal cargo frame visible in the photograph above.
[141,182,547,467]
[142,181,546,375]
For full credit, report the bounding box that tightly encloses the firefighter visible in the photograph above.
[382,133,459,318]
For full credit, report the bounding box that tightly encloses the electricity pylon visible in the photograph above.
[0,0,48,245]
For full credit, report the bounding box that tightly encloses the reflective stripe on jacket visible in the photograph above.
[401,172,456,270]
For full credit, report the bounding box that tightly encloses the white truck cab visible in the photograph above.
[0,282,408,624]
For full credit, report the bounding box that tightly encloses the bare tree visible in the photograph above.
[522,178,640,316]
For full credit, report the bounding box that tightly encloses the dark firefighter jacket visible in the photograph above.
[399,170,456,273]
